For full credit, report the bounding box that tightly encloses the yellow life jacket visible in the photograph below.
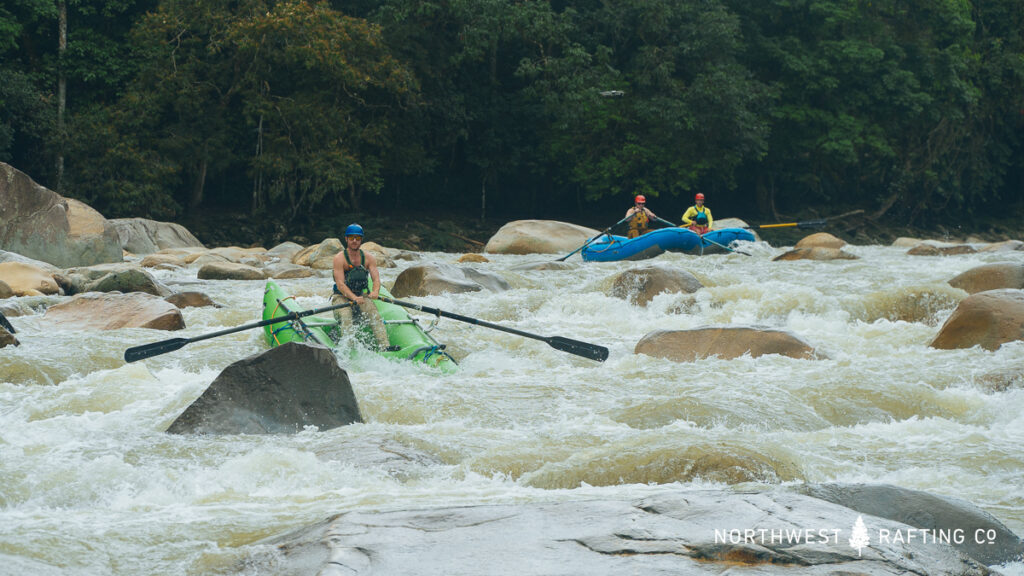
[627,210,650,239]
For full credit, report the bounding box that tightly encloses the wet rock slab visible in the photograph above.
[240,487,1010,576]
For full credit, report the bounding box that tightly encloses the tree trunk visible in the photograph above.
[190,156,207,212]
[251,113,264,214]
[480,177,486,222]
[55,0,67,191]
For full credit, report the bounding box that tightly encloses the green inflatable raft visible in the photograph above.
[262,279,457,371]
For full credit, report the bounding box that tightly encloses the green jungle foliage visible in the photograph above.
[1,0,1022,227]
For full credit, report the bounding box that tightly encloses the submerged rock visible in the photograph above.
[610,266,703,307]
[239,487,999,575]
[391,263,510,296]
[166,342,362,435]
[635,326,819,361]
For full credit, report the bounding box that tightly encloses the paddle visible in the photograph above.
[124,301,352,363]
[379,297,609,362]
[0,310,14,334]
[701,235,751,256]
[753,209,865,229]
[556,215,632,262]
[755,219,827,229]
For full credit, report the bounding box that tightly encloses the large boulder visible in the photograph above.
[0,279,13,299]
[797,483,1024,566]
[795,232,846,249]
[0,261,61,296]
[0,162,122,267]
[610,266,703,306]
[196,262,267,281]
[635,326,818,361]
[930,289,1024,351]
[108,217,205,255]
[239,488,994,576]
[772,247,859,261]
[61,264,173,297]
[165,291,221,309]
[42,292,185,331]
[948,263,1024,295]
[391,263,511,297]
[166,342,362,434]
[484,220,599,255]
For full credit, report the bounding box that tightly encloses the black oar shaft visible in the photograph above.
[124,301,351,362]
[380,297,608,361]
[557,215,631,262]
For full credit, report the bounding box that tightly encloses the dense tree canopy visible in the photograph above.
[1,0,1021,228]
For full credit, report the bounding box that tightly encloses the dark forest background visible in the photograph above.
[2,0,1023,243]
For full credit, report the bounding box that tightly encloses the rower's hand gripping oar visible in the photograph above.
[556,215,632,262]
[123,301,352,362]
[380,297,609,362]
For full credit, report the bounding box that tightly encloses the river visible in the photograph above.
[1,241,1023,574]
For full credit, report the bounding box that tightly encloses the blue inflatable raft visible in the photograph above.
[581,227,756,262]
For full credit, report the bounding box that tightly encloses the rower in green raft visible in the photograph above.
[262,223,457,371]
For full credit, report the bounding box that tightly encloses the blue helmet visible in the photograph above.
[344,223,364,238]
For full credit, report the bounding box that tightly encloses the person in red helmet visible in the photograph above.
[624,194,659,238]
[681,192,713,231]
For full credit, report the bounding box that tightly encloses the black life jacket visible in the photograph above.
[337,249,369,294]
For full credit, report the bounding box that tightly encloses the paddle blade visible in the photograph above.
[547,336,609,362]
[796,219,828,229]
[124,338,190,363]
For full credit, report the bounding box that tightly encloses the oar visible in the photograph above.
[753,209,865,229]
[701,235,751,256]
[755,219,827,229]
[556,215,632,262]
[124,301,352,363]
[379,297,609,362]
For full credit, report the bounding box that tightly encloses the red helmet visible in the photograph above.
[635,194,646,204]
[695,193,705,201]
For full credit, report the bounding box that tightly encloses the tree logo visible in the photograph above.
[849,515,870,556]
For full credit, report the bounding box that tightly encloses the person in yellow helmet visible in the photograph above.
[681,193,713,230]
[625,194,659,239]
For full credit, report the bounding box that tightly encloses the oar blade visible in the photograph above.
[546,336,609,362]
[796,219,828,229]
[124,338,190,363]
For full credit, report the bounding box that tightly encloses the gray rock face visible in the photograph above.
[166,342,362,435]
[109,217,205,254]
[240,488,996,576]
[0,162,122,267]
[797,483,1024,566]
